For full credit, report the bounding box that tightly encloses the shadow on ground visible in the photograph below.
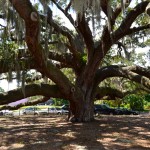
[0,114,150,150]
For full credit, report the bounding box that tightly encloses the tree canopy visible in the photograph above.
[0,0,150,122]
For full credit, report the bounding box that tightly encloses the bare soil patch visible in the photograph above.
[0,114,150,150]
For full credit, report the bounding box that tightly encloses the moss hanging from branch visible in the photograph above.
[72,0,101,20]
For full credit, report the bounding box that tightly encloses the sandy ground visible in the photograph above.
[0,114,150,150]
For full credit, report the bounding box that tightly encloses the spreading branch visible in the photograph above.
[65,0,73,12]
[96,85,148,100]
[95,65,150,90]
[0,97,49,110]
[48,52,76,68]
[75,13,94,60]
[113,1,149,42]
[39,3,80,53]
[9,0,74,97]
[50,0,75,26]
[125,24,150,35]
[95,86,124,100]
[0,83,65,105]
[39,5,83,67]
[112,0,131,27]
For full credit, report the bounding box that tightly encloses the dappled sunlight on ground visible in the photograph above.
[0,114,150,150]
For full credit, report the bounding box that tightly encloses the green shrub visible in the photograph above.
[53,98,69,106]
[123,94,144,111]
[144,102,150,110]
[144,94,150,102]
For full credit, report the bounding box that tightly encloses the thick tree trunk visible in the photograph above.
[75,100,95,122]
[69,100,95,122]
[69,83,95,122]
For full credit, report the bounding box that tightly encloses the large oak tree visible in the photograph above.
[0,0,150,122]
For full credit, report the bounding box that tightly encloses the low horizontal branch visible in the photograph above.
[0,83,65,105]
[0,97,49,110]
[95,86,147,100]
[96,87,124,100]
[95,65,150,90]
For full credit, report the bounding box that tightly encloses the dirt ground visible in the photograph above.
[0,114,150,150]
